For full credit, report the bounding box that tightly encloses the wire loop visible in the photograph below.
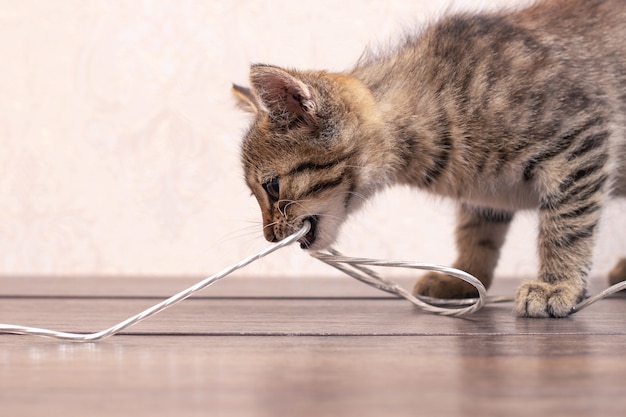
[310,248,489,316]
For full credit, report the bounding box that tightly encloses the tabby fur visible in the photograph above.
[234,0,626,318]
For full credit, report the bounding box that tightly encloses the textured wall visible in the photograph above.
[0,0,624,280]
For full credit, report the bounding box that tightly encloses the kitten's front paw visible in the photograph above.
[413,272,479,299]
[515,281,584,318]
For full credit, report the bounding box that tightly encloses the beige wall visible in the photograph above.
[1,0,624,280]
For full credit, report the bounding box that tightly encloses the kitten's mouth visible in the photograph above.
[298,216,318,250]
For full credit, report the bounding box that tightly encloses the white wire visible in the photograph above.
[311,249,626,316]
[0,222,310,342]
[310,248,489,316]
[1,221,624,341]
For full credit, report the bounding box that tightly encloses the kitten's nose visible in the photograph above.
[264,226,279,243]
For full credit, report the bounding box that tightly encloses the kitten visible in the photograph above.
[233,0,626,318]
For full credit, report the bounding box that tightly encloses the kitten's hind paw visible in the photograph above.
[413,272,480,299]
[515,281,584,318]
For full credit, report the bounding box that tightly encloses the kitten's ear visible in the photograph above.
[249,65,317,122]
[231,84,260,114]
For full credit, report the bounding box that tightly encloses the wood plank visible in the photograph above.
[2,276,626,417]
[1,294,625,337]
[1,335,625,417]
[0,275,404,298]
[0,274,617,298]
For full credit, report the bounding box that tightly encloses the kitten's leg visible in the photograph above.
[412,204,514,299]
[515,171,609,317]
[608,258,626,286]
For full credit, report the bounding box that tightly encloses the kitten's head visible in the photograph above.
[234,65,390,250]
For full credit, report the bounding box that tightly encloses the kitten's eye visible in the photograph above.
[262,177,280,202]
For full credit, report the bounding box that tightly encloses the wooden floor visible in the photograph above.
[1,275,625,417]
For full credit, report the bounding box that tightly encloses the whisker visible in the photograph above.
[343,190,367,203]
[216,222,264,244]
[263,221,278,231]
[277,199,295,218]
[281,198,307,214]
[292,212,344,223]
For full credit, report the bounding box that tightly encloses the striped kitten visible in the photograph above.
[234,0,626,318]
